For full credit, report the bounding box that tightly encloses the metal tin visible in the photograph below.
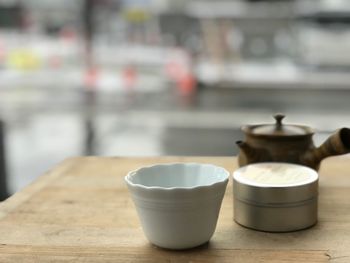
[233,163,318,232]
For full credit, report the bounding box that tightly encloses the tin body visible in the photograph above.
[233,163,318,232]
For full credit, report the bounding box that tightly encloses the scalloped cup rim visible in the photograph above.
[125,162,230,191]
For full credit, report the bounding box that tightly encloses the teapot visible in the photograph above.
[236,114,350,170]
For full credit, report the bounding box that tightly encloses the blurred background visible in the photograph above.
[1,0,350,198]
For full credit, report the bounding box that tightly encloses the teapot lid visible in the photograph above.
[243,114,314,137]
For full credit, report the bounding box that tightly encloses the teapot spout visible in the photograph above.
[302,128,350,170]
[236,140,268,165]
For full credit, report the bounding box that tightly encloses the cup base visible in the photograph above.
[151,240,210,250]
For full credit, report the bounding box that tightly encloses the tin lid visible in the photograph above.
[233,163,318,205]
[242,114,314,137]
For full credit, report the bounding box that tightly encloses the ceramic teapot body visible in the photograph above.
[237,114,350,170]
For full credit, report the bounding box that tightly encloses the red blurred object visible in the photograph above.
[165,54,196,96]
[165,60,185,81]
[84,67,99,88]
[177,72,196,96]
[122,66,137,90]
[60,27,77,42]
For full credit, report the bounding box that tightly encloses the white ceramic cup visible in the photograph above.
[125,163,229,250]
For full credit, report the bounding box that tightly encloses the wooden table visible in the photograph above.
[0,156,350,262]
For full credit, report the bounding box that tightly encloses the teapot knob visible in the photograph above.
[273,113,285,129]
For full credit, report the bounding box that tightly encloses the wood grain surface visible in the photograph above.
[0,156,350,262]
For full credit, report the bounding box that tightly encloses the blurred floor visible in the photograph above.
[2,86,350,194]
